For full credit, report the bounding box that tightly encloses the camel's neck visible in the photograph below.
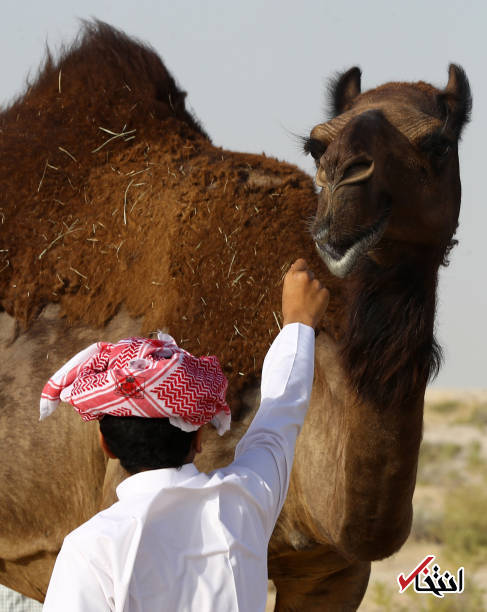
[278,256,442,562]
[339,256,441,408]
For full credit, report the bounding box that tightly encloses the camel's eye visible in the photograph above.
[420,132,454,165]
[304,137,327,162]
[433,142,451,158]
[429,139,451,159]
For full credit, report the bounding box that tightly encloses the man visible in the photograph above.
[42,258,329,611]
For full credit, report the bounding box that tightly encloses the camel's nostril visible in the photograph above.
[337,159,375,188]
[342,162,371,181]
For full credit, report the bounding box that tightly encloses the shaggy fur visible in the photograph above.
[342,258,442,409]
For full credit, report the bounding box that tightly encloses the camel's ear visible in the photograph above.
[328,67,361,117]
[438,64,472,138]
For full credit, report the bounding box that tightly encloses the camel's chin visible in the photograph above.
[314,217,387,278]
[315,240,365,278]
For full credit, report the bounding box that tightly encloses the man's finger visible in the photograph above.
[290,258,308,271]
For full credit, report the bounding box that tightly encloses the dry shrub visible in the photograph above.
[435,484,487,568]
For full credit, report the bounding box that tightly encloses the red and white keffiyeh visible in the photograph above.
[40,332,231,435]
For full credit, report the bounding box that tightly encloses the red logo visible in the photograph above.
[115,374,145,399]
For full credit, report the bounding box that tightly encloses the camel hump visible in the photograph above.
[4,19,207,137]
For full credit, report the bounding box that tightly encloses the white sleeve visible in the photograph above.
[43,537,110,612]
[232,322,315,525]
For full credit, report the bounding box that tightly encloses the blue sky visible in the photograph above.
[1,0,485,387]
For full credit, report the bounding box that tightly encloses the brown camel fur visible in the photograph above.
[0,22,471,610]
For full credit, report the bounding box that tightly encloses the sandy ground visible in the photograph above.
[424,388,487,403]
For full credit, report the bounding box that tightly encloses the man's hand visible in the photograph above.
[282,259,329,329]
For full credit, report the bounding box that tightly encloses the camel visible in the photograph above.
[0,21,471,610]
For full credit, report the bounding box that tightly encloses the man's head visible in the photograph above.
[40,333,231,464]
[99,415,203,474]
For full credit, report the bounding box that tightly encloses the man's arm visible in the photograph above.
[43,537,109,611]
[231,260,329,527]
[233,322,315,521]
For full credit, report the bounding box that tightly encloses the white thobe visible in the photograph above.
[43,322,315,612]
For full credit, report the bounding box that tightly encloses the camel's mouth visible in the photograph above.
[314,214,388,278]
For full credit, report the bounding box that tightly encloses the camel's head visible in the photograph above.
[305,65,472,277]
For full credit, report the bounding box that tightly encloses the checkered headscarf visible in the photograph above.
[40,332,231,435]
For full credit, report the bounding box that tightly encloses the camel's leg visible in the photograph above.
[270,548,371,612]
